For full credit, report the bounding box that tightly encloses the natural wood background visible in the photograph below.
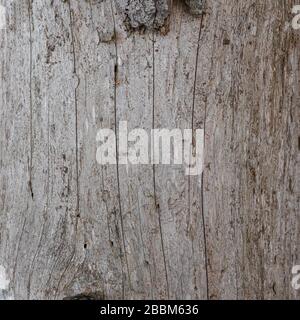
[0,0,299,300]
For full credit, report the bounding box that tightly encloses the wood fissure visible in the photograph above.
[152,28,170,299]
[110,1,131,297]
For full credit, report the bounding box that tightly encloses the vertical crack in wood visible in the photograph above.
[51,1,80,298]
[68,1,80,232]
[28,0,34,200]
[26,0,51,297]
[110,1,131,299]
[188,12,209,299]
[229,76,239,298]
[152,29,170,298]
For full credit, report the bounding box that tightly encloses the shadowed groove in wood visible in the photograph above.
[152,27,170,299]
[110,1,131,297]
[189,10,209,299]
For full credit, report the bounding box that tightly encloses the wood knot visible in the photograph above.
[116,0,204,33]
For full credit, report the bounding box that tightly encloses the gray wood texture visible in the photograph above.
[0,0,299,300]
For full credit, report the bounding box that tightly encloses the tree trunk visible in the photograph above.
[0,0,299,300]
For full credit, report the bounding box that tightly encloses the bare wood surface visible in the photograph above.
[0,0,299,300]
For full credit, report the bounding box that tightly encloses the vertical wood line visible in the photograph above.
[53,2,81,298]
[110,1,131,299]
[28,0,33,199]
[152,28,170,298]
[189,12,210,299]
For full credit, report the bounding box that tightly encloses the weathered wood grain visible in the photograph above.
[153,2,208,299]
[0,0,299,300]
[113,5,169,298]
[196,0,300,299]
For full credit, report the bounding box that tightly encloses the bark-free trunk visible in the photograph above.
[0,0,299,300]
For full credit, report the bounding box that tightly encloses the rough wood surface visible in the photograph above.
[0,0,299,300]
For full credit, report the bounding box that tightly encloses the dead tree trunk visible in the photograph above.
[0,0,299,300]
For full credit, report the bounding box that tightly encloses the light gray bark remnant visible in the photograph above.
[116,0,203,31]
[116,0,170,30]
[184,0,203,15]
